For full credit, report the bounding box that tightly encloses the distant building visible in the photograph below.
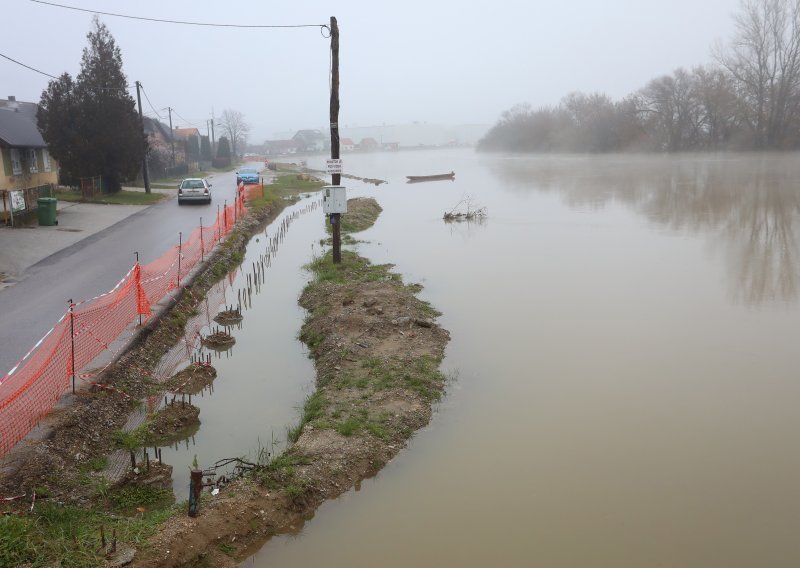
[263,139,298,156]
[382,142,399,151]
[341,138,355,151]
[142,117,172,154]
[173,128,201,164]
[292,129,327,152]
[172,127,200,140]
[0,96,59,223]
[359,137,379,152]
[142,116,184,168]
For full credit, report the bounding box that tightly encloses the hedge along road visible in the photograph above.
[0,165,250,378]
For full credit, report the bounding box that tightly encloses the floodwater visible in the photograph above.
[228,150,800,568]
[154,195,327,495]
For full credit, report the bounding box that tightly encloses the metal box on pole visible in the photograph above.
[323,185,347,214]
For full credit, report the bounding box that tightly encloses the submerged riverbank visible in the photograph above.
[136,197,450,566]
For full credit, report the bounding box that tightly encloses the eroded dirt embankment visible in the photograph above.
[135,198,450,567]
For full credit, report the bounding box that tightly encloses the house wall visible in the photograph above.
[0,146,58,191]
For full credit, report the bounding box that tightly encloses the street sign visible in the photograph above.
[10,191,25,213]
[326,159,342,174]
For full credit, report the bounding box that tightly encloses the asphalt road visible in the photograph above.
[0,166,249,376]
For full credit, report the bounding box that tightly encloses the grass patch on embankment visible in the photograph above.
[270,173,325,193]
[324,197,383,235]
[246,174,325,215]
[241,248,449,531]
[55,189,167,205]
[0,500,176,567]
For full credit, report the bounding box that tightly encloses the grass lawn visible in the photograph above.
[55,189,167,205]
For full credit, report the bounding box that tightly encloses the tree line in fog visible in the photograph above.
[479,0,800,153]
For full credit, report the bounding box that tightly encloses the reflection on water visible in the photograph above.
[491,153,800,305]
[243,150,800,568]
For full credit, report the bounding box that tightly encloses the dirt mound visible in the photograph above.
[163,363,217,395]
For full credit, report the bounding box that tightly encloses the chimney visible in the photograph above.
[8,96,15,101]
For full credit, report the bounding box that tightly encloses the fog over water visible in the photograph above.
[4,0,743,140]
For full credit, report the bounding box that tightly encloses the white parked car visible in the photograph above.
[178,178,212,204]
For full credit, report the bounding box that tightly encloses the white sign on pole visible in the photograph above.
[326,159,343,174]
[10,190,26,213]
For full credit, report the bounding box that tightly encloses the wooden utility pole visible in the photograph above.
[166,106,175,167]
[329,16,341,264]
[134,81,151,194]
[210,116,216,157]
[210,107,216,157]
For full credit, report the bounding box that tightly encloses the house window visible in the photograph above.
[42,150,52,172]
[10,149,22,175]
[28,149,38,173]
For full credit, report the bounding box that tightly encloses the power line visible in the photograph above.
[1,52,131,92]
[29,0,327,29]
[171,108,199,129]
[139,84,163,120]
[0,51,58,79]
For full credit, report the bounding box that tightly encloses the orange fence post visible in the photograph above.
[177,232,182,288]
[134,263,151,321]
[69,299,75,394]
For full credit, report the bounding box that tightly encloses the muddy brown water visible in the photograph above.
[223,150,800,567]
[154,151,800,566]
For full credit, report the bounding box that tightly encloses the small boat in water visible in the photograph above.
[406,171,455,183]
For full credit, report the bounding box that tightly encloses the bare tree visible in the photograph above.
[640,68,704,151]
[714,0,800,148]
[218,109,250,157]
[691,65,741,148]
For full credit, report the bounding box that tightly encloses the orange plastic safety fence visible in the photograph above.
[0,192,247,457]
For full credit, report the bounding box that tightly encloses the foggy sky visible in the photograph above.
[3,0,742,142]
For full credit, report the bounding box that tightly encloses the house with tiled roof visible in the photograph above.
[0,96,58,223]
[142,117,172,153]
[172,127,200,140]
[292,129,327,152]
[341,138,355,151]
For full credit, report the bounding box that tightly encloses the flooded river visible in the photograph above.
[174,149,800,567]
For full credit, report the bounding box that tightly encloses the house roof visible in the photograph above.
[142,117,172,141]
[341,138,355,146]
[293,129,324,142]
[173,127,200,139]
[0,99,47,148]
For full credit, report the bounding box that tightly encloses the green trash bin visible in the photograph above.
[37,197,57,226]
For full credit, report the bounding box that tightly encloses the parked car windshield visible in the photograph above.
[239,168,257,174]
[181,180,205,189]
